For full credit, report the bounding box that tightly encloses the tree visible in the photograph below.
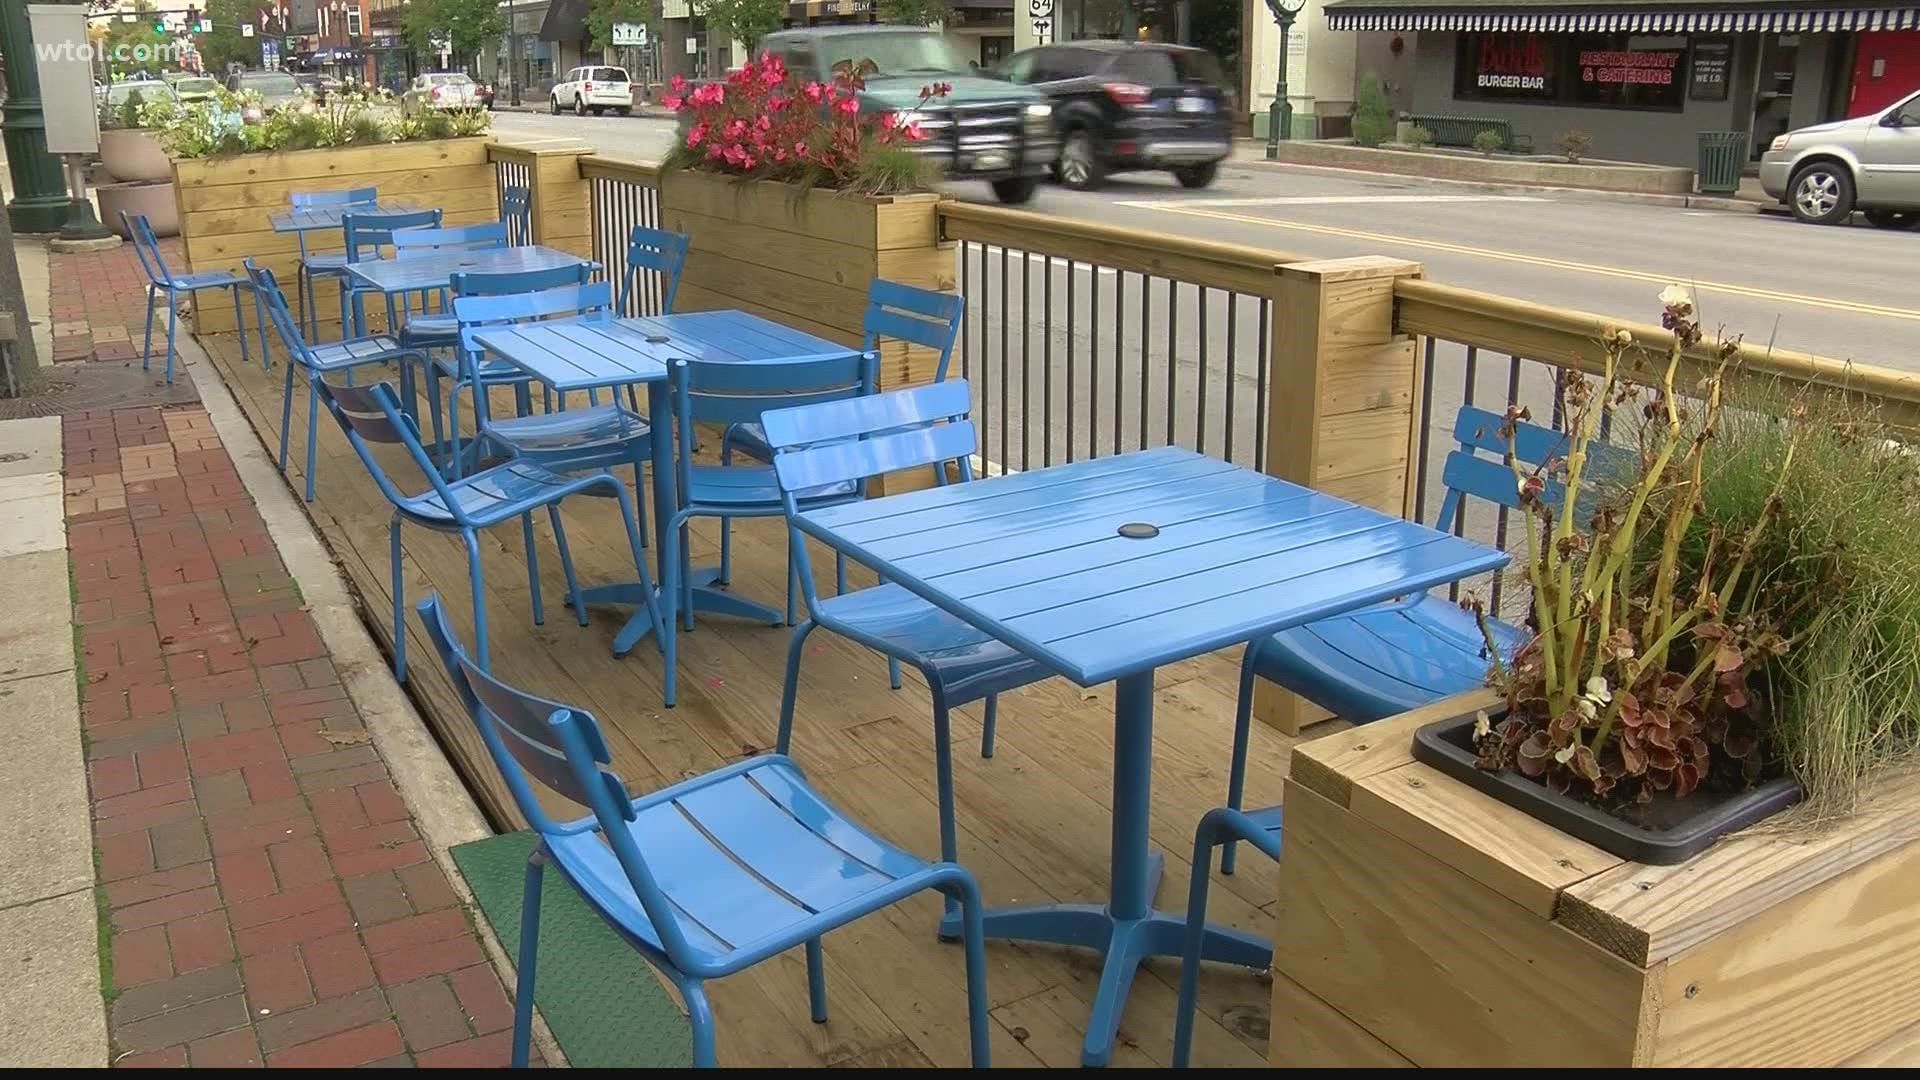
[401,0,504,66]
[691,0,785,52]
[101,1,174,77]
[874,0,950,26]
[587,0,655,53]
[197,0,270,74]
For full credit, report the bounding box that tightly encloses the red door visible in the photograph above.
[1850,30,1920,117]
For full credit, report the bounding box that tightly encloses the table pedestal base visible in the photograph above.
[936,851,1271,1066]
[580,566,784,660]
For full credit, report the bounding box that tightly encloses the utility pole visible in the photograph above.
[0,1,78,233]
[507,1,520,106]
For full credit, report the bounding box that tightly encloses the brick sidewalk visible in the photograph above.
[47,237,179,365]
[70,404,535,1067]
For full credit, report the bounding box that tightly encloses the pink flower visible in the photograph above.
[669,74,686,93]
[794,139,807,156]
[834,96,859,115]
[803,82,827,104]
[768,95,789,112]
[903,122,926,142]
[690,82,725,107]
[685,121,708,147]
[753,115,772,133]
[723,118,747,140]
[662,94,683,111]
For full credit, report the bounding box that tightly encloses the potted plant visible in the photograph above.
[1410,288,1821,863]
[98,88,174,183]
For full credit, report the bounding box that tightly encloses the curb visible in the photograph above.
[1226,151,1772,214]
[177,337,570,1067]
[490,102,676,121]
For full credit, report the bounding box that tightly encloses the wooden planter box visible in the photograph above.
[171,137,497,335]
[658,169,954,393]
[1270,688,1920,1067]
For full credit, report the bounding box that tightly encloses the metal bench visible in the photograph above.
[1409,114,1524,152]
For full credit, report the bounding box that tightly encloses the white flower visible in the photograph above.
[1576,697,1598,721]
[1659,284,1692,309]
[1472,710,1492,739]
[1584,675,1611,705]
[1554,743,1578,765]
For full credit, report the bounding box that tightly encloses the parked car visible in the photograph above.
[1761,88,1920,227]
[224,70,306,109]
[102,79,177,116]
[293,73,340,104]
[550,65,632,116]
[169,75,219,103]
[1000,40,1232,191]
[403,72,482,113]
[754,26,1058,204]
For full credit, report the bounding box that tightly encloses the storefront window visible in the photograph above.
[1456,32,1689,111]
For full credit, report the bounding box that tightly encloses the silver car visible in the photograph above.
[1760,89,1920,228]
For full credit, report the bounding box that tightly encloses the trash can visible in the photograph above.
[1696,131,1749,196]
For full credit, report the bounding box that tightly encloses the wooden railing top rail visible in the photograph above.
[937,201,1308,297]
[579,155,665,184]
[1395,278,1920,432]
[487,138,595,163]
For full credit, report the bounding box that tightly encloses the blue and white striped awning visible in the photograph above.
[1324,5,1920,32]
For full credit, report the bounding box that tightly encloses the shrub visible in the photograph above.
[663,53,939,195]
[1350,74,1393,148]
[1558,129,1593,163]
[117,89,146,130]
[148,85,488,158]
[1472,128,1505,157]
[1403,124,1433,150]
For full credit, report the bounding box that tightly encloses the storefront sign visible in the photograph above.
[1690,38,1731,100]
[1578,48,1680,88]
[1469,32,1555,99]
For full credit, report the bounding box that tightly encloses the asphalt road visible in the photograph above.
[493,110,1920,371]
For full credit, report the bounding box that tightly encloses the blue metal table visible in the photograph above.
[789,446,1509,1066]
[343,244,593,297]
[269,199,421,234]
[472,311,864,657]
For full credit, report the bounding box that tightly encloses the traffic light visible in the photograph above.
[185,6,200,32]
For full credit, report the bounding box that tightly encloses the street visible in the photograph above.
[492,109,1919,371]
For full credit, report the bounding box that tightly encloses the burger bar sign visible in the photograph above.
[1474,33,1551,94]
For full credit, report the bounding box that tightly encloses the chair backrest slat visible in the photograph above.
[500,184,531,246]
[763,378,971,451]
[289,186,377,209]
[620,225,690,314]
[452,280,612,357]
[672,352,873,427]
[776,421,978,494]
[450,262,591,298]
[389,221,507,255]
[343,208,444,261]
[314,379,469,522]
[415,595,701,966]
[244,261,315,368]
[1435,403,1625,529]
[861,279,964,383]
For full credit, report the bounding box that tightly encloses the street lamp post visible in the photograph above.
[508,5,521,106]
[0,1,77,233]
[1263,0,1305,161]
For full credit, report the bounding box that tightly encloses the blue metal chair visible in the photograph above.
[317,378,660,681]
[388,222,512,355]
[1170,804,1283,1069]
[500,184,532,246]
[1218,405,1610,873]
[616,224,690,317]
[415,595,991,1069]
[289,186,376,340]
[721,278,964,464]
[442,274,608,477]
[337,208,445,335]
[245,260,427,503]
[122,212,265,383]
[766,380,1053,917]
[655,353,876,706]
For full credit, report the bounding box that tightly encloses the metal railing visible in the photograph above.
[937,203,1301,474]
[489,150,532,231]
[580,156,668,318]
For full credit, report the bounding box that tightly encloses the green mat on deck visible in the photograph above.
[451,831,692,1068]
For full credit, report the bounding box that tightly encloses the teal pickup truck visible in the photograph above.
[755,25,1058,204]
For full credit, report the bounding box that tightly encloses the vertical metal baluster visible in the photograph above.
[1065,259,1076,463]
[1165,278,1177,447]
[1413,336,1437,525]
[1042,256,1054,468]
[1255,299,1269,472]
[1138,274,1150,453]
[975,245,989,462]
[1022,250,1033,473]
[960,238,972,381]
[1113,270,1124,456]
[999,245,1009,474]
[1224,292,1238,465]
[1451,346,1480,602]
[1089,259,1100,460]
[1491,354,1523,618]
[1196,285,1209,457]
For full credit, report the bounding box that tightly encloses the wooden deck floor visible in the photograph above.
[200,333,1328,1068]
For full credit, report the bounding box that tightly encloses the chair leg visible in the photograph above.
[683,979,717,1068]
[463,528,490,669]
[930,686,961,928]
[1171,816,1223,1069]
[719,518,732,586]
[949,872,993,1069]
[980,695,998,759]
[548,505,586,627]
[522,513,544,626]
[424,365,445,456]
[784,533,798,628]
[1222,647,1260,877]
[276,360,295,474]
[389,514,407,682]
[230,284,251,365]
[162,295,179,384]
[140,287,157,371]
[835,552,847,596]
[251,285,270,367]
[510,849,545,1069]
[630,459,648,548]
[889,656,902,690]
[296,265,310,340]
[304,374,321,503]
[774,620,816,755]
[805,937,828,1024]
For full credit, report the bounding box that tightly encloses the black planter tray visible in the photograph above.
[1410,712,1802,865]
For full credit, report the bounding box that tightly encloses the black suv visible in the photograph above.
[1001,41,1232,190]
